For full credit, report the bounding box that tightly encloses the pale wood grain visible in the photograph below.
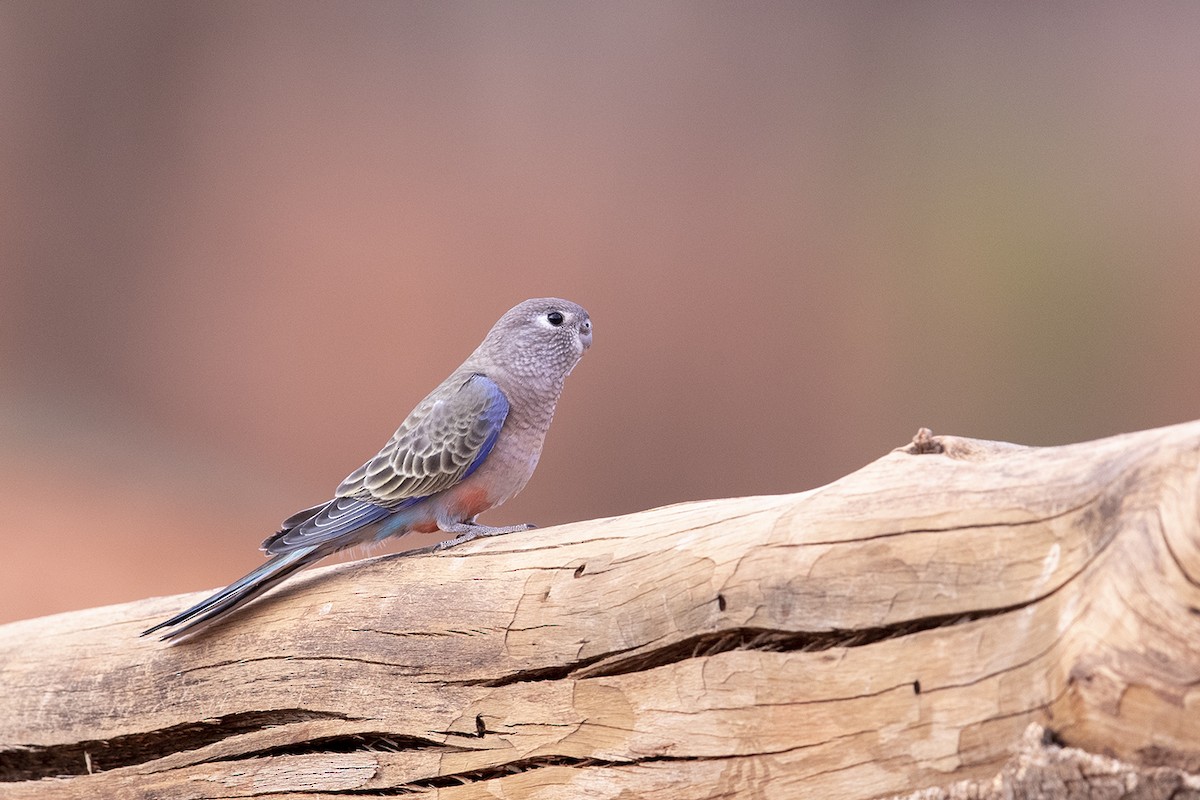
[2,422,1199,798]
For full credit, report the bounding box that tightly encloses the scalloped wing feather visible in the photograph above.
[337,373,509,507]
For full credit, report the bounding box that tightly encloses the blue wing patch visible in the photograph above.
[459,374,508,481]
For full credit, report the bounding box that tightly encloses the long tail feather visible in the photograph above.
[141,546,319,641]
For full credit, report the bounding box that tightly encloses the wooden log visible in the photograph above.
[2,421,1199,799]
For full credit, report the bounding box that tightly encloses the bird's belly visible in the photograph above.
[445,484,493,520]
[457,440,540,512]
[401,487,492,534]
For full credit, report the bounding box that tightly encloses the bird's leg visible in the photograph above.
[433,516,536,551]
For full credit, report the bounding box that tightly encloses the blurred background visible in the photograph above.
[2,2,1199,625]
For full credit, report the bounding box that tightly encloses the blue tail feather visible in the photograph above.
[141,546,318,641]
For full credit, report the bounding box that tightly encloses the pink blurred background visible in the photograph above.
[3,2,1199,625]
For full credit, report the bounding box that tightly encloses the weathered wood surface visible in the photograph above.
[2,422,1200,799]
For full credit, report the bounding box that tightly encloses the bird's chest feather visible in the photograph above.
[474,404,552,492]
[476,429,543,496]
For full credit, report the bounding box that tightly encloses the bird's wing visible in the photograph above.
[260,496,392,554]
[277,501,329,531]
[262,374,509,554]
[339,373,510,504]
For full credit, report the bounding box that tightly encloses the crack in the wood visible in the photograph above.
[446,643,645,687]
[323,755,613,795]
[438,715,490,739]
[439,534,632,558]
[1155,507,1200,589]
[639,508,776,540]
[506,623,563,633]
[974,683,1072,730]
[443,508,770,565]
[571,606,1035,680]
[336,734,863,795]
[350,627,502,638]
[792,486,1110,548]
[175,654,415,677]
[917,581,1088,700]
[443,611,1023,691]
[0,709,355,782]
[203,731,460,763]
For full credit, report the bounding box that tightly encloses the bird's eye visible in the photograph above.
[546,311,565,326]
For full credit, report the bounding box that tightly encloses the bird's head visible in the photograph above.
[481,297,592,381]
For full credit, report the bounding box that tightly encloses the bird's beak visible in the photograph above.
[579,318,593,350]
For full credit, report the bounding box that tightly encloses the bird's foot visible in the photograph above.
[434,522,536,551]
